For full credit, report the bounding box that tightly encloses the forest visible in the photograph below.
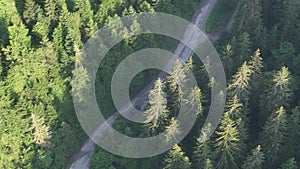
[0,0,299,169]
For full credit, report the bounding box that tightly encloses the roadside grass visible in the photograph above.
[205,0,239,33]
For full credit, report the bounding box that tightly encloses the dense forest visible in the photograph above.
[0,0,299,169]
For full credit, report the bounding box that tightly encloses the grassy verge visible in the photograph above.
[205,0,239,33]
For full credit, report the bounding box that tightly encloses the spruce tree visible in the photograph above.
[215,113,240,169]
[23,0,41,26]
[263,67,293,114]
[227,62,253,103]
[164,118,181,143]
[260,106,287,167]
[144,78,168,133]
[221,44,234,78]
[194,123,214,168]
[281,107,300,160]
[166,59,186,117]
[281,158,298,169]
[188,86,203,116]
[242,145,265,169]
[163,144,191,169]
[44,0,57,21]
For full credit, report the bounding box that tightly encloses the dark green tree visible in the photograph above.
[193,123,214,168]
[242,145,265,169]
[260,106,287,167]
[281,158,298,169]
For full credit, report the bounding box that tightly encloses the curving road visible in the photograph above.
[69,0,218,168]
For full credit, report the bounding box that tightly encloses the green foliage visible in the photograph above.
[193,124,214,168]
[205,0,239,33]
[281,158,298,169]
[262,67,293,114]
[215,114,240,169]
[3,24,31,61]
[242,145,265,169]
[1,0,300,168]
[227,62,253,102]
[163,144,191,169]
[144,78,168,133]
[260,106,287,167]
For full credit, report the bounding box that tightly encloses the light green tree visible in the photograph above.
[263,67,293,114]
[163,144,191,169]
[215,113,240,169]
[144,78,168,133]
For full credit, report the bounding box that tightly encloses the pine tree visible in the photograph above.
[225,95,248,154]
[144,78,168,133]
[163,144,191,169]
[44,0,57,21]
[194,123,214,168]
[242,145,265,169]
[74,0,97,39]
[236,32,252,65]
[23,0,41,26]
[164,118,181,143]
[221,44,234,77]
[279,0,300,44]
[281,107,300,161]
[249,49,263,76]
[260,106,287,167]
[71,65,90,102]
[215,114,240,169]
[166,59,186,117]
[234,0,264,46]
[3,24,31,61]
[227,62,254,103]
[188,86,203,116]
[281,158,298,169]
[263,67,293,114]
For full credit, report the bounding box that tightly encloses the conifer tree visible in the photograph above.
[144,78,168,133]
[164,118,181,143]
[260,106,287,167]
[263,67,293,114]
[281,107,300,160]
[23,0,41,26]
[3,24,31,61]
[188,86,203,116]
[44,0,57,21]
[236,32,252,65]
[194,123,214,168]
[215,113,240,169]
[166,59,186,117]
[281,158,298,169]
[234,0,264,46]
[163,144,191,169]
[227,62,253,103]
[221,44,234,77]
[242,145,265,169]
[31,113,51,148]
[249,49,263,77]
